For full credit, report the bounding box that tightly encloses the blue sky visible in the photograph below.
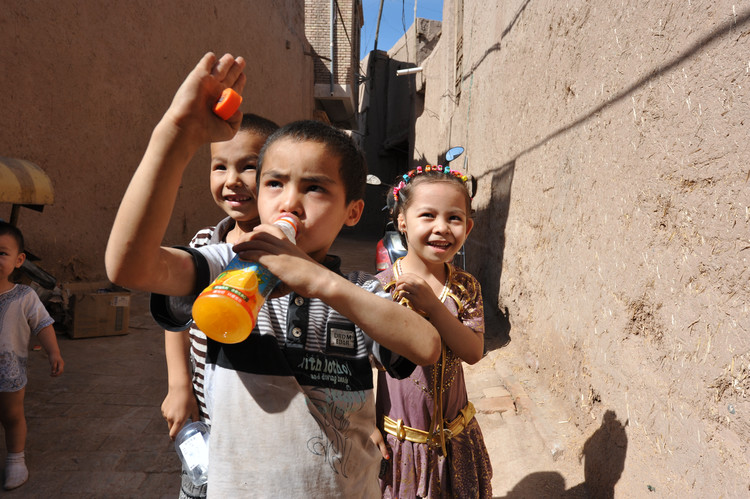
[360,0,443,60]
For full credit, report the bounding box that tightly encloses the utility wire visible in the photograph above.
[374,0,385,51]
[333,0,368,82]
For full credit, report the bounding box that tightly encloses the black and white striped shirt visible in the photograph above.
[184,217,237,424]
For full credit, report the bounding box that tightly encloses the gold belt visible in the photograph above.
[382,401,476,448]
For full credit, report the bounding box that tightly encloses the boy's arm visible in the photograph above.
[105,53,246,295]
[162,329,199,439]
[314,271,441,365]
[37,325,64,376]
[234,229,440,365]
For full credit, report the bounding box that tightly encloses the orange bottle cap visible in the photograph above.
[213,88,242,120]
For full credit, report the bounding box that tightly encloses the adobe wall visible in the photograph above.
[0,0,313,281]
[416,0,749,496]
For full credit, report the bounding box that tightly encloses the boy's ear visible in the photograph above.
[343,199,365,227]
[14,252,26,269]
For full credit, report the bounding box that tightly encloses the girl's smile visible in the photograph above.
[427,239,452,253]
[398,181,473,268]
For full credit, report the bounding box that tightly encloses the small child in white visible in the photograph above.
[0,221,64,490]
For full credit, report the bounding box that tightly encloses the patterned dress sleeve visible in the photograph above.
[451,267,485,334]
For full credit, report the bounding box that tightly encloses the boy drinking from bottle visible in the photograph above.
[106,53,440,497]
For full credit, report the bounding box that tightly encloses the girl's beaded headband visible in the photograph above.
[393,165,469,201]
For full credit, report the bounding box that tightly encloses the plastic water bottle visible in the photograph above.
[191,213,299,343]
[175,420,210,486]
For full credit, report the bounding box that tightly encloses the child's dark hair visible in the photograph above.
[258,120,367,203]
[240,113,279,138]
[0,221,24,253]
[390,165,472,226]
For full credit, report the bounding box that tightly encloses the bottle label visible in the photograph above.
[197,269,261,320]
[223,256,279,298]
[179,432,209,471]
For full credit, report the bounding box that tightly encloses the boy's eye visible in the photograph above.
[212,163,227,171]
[243,163,257,172]
[265,180,283,188]
[307,185,326,194]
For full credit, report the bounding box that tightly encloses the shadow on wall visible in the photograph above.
[469,160,515,349]
[496,409,628,499]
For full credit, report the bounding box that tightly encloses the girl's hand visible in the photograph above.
[161,386,200,440]
[393,273,442,317]
[48,353,64,377]
[395,271,485,364]
[162,52,247,146]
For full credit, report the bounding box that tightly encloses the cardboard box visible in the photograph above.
[64,281,130,338]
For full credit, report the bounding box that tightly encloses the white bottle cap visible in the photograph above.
[274,213,299,244]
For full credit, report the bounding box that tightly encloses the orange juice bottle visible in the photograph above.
[191,214,299,343]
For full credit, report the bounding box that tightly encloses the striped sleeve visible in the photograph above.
[188,225,216,423]
[189,226,216,249]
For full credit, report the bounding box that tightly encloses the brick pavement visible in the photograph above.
[4,234,586,497]
[466,343,587,497]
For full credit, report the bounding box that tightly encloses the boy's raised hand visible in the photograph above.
[163,52,247,146]
[106,53,246,294]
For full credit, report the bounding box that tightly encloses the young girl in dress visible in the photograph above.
[0,222,64,490]
[375,165,492,498]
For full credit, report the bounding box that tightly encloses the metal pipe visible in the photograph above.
[330,0,335,96]
[396,66,423,76]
